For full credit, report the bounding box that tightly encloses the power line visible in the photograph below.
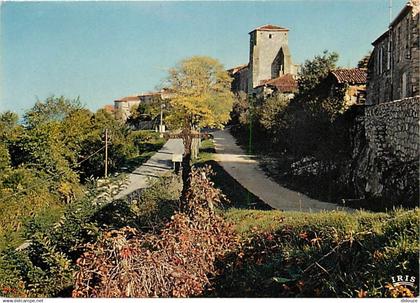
[76,145,105,166]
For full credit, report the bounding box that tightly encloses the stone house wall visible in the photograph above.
[231,66,249,94]
[344,84,367,108]
[366,3,419,105]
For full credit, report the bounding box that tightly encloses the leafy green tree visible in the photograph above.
[294,50,344,120]
[357,52,371,69]
[10,97,89,202]
[230,92,250,126]
[258,94,291,144]
[165,56,233,200]
[284,51,345,157]
[127,95,164,128]
[78,109,136,179]
[0,111,20,138]
[0,143,10,171]
[24,96,82,129]
[0,111,21,172]
[296,50,339,96]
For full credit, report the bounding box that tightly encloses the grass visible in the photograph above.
[193,139,271,210]
[195,135,419,297]
[224,208,389,236]
[210,207,420,298]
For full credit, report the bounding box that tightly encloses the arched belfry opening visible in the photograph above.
[272,48,285,78]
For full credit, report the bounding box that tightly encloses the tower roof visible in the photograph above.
[250,24,289,34]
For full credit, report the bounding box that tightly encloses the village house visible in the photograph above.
[228,24,300,98]
[113,89,171,122]
[228,64,249,93]
[103,104,115,114]
[253,73,298,100]
[361,0,419,201]
[326,68,367,108]
[114,95,144,121]
[366,0,419,104]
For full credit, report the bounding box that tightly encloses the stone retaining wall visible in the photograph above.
[365,96,419,163]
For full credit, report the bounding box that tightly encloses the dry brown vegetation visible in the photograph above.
[73,166,237,297]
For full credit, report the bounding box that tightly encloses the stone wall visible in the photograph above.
[231,66,249,94]
[361,96,419,201]
[365,96,419,162]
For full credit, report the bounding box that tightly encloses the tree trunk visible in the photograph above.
[180,128,192,209]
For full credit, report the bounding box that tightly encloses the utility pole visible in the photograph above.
[389,0,394,100]
[104,128,108,178]
[389,0,393,25]
[159,103,165,133]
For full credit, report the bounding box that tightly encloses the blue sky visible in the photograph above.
[0,0,407,114]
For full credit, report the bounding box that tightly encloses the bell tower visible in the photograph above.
[248,24,293,92]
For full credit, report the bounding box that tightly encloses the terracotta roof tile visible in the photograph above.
[253,24,289,32]
[227,64,249,74]
[259,74,297,93]
[103,105,115,112]
[117,96,141,102]
[330,68,367,84]
[115,91,163,102]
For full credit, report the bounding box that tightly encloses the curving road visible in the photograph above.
[113,138,183,200]
[213,129,350,212]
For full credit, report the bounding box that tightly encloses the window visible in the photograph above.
[406,17,411,59]
[269,34,273,39]
[401,73,408,98]
[397,26,401,62]
[387,41,391,70]
[379,47,383,74]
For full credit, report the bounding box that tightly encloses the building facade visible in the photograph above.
[360,1,419,203]
[327,68,367,108]
[114,96,142,121]
[114,91,166,121]
[228,24,299,96]
[248,25,299,91]
[228,64,249,94]
[366,0,419,105]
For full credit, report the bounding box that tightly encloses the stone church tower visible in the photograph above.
[248,25,296,92]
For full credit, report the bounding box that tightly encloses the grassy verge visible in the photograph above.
[195,135,419,298]
[193,139,271,210]
[208,207,419,298]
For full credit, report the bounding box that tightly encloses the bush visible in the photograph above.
[73,167,237,298]
[0,173,183,298]
[128,130,165,154]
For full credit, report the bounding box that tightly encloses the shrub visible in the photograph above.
[73,167,237,298]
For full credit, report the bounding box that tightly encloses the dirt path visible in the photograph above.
[213,129,350,212]
[113,138,183,200]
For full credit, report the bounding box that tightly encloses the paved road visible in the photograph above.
[213,129,350,212]
[113,138,184,200]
